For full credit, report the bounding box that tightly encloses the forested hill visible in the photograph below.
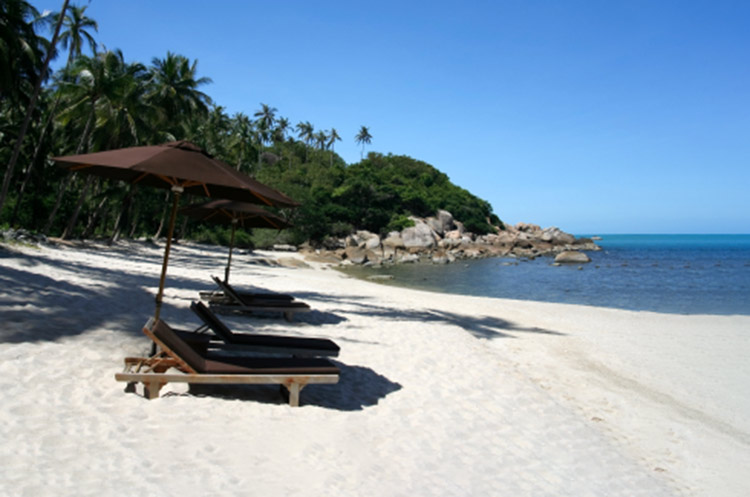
[252,149,501,245]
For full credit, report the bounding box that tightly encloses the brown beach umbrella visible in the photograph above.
[180,199,292,283]
[52,140,297,320]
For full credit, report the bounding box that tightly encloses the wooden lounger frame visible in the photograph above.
[209,278,311,322]
[114,320,339,407]
[115,355,338,407]
[199,275,295,304]
[188,301,340,358]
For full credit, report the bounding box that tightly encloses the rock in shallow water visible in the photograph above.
[554,250,592,264]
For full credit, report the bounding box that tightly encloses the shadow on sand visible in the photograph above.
[3,241,562,410]
[152,362,403,411]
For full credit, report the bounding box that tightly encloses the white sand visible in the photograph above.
[1,239,748,496]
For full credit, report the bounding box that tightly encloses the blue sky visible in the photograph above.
[34,0,750,233]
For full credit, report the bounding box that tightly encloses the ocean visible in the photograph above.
[342,234,750,315]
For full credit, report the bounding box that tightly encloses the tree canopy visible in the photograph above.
[1,1,502,248]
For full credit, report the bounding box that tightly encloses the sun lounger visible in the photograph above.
[115,318,340,406]
[206,277,311,321]
[199,275,295,304]
[188,301,339,357]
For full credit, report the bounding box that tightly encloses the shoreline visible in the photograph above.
[336,251,750,317]
[1,239,748,496]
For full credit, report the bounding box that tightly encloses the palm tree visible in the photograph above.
[355,125,372,160]
[229,112,254,171]
[253,103,277,170]
[56,50,138,153]
[273,116,290,144]
[88,60,151,150]
[0,0,68,215]
[272,116,291,167]
[48,50,147,237]
[315,130,328,151]
[55,4,97,66]
[327,127,341,166]
[296,121,314,162]
[201,104,231,159]
[254,103,277,134]
[0,0,46,102]
[5,4,99,219]
[147,51,212,138]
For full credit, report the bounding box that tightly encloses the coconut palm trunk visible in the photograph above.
[43,103,97,235]
[61,175,95,239]
[82,193,108,238]
[10,103,57,225]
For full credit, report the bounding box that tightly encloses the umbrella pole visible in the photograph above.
[224,220,237,283]
[154,186,183,322]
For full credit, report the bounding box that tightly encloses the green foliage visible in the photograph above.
[250,228,301,249]
[255,150,500,241]
[189,225,254,249]
[0,6,502,244]
[385,214,415,233]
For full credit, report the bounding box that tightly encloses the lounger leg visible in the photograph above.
[284,311,294,322]
[144,380,165,399]
[286,382,302,407]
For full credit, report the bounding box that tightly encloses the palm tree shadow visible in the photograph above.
[289,292,565,340]
[0,251,154,343]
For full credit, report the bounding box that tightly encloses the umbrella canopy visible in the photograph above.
[180,199,292,283]
[180,199,292,229]
[52,140,298,320]
[52,140,298,207]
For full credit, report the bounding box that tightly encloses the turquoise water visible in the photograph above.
[344,235,750,315]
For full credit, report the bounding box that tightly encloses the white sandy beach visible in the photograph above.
[1,239,748,497]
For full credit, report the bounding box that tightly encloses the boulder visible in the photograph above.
[272,244,297,252]
[397,253,420,263]
[529,240,553,252]
[478,234,501,245]
[345,246,368,264]
[364,249,382,265]
[432,254,450,264]
[436,210,454,234]
[321,237,345,250]
[401,221,437,250]
[439,237,462,248]
[496,231,516,244]
[381,244,397,260]
[462,247,484,258]
[444,229,462,240]
[383,232,405,249]
[542,227,576,245]
[303,252,342,264]
[513,237,533,249]
[483,245,510,257]
[554,251,591,264]
[516,222,541,233]
[345,235,359,247]
[426,217,443,236]
[362,233,381,250]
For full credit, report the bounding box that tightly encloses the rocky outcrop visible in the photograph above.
[299,211,600,267]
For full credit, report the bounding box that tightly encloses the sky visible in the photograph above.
[33,0,750,234]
